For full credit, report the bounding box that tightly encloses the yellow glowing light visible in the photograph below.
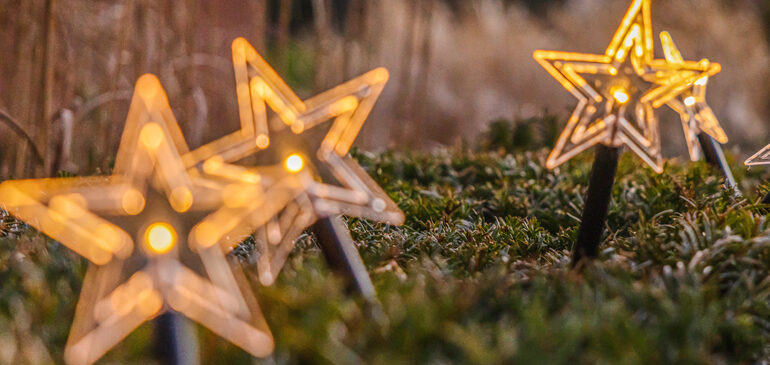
[137,74,161,99]
[121,188,146,215]
[94,223,123,253]
[222,183,252,208]
[136,289,163,316]
[683,96,696,107]
[328,96,359,116]
[145,222,177,254]
[290,120,305,134]
[284,154,304,173]
[256,134,270,149]
[169,186,193,213]
[49,194,87,219]
[181,37,405,287]
[0,74,277,364]
[532,0,724,173]
[612,88,630,104]
[203,155,224,174]
[140,123,165,150]
[193,221,219,248]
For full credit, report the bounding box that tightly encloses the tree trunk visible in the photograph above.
[277,0,294,74]
[33,0,55,176]
[252,0,268,53]
[312,0,332,91]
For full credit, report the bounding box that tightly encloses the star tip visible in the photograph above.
[90,252,112,266]
[261,340,276,357]
[137,73,160,86]
[393,212,406,226]
[245,332,275,358]
[544,157,558,170]
[256,134,270,149]
[259,272,275,286]
[232,37,250,51]
[136,74,162,99]
[370,68,390,83]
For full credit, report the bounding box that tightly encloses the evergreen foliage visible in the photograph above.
[1,118,769,363]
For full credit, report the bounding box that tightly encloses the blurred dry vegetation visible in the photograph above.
[0,0,768,179]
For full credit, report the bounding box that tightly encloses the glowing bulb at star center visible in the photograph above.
[145,222,177,254]
[612,87,630,104]
[284,154,304,173]
[684,96,696,107]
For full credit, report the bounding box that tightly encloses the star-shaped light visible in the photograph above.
[533,0,720,173]
[183,38,404,285]
[0,75,285,364]
[745,144,770,166]
[656,31,726,161]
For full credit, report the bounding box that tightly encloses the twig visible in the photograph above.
[164,53,232,76]
[0,110,44,163]
[72,90,133,123]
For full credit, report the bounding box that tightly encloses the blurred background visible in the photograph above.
[0,0,768,178]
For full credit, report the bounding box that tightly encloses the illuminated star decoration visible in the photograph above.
[0,75,286,364]
[744,144,770,166]
[183,37,404,285]
[657,31,726,161]
[533,0,721,173]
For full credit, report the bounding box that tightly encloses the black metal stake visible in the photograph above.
[312,215,378,303]
[154,312,199,365]
[697,133,738,192]
[572,145,620,268]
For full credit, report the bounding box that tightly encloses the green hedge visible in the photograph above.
[1,122,769,363]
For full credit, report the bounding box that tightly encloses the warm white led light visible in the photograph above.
[285,154,304,173]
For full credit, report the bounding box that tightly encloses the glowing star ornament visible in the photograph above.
[532,0,732,265]
[183,37,404,289]
[746,145,770,167]
[532,0,728,174]
[0,75,285,364]
[657,31,726,162]
[654,32,738,191]
[745,144,770,205]
[534,0,665,173]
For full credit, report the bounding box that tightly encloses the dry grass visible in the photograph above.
[0,0,768,178]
